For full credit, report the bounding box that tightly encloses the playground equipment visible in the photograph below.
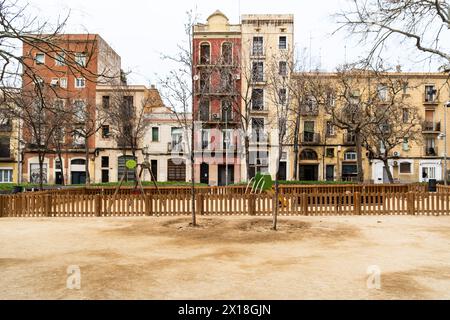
[246,173,288,207]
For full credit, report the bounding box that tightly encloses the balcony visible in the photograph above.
[343,133,356,145]
[299,105,319,116]
[251,105,269,114]
[168,142,184,153]
[250,133,270,145]
[422,121,441,132]
[301,132,321,144]
[423,94,439,106]
[424,146,439,157]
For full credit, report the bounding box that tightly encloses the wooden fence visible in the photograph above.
[1,189,449,217]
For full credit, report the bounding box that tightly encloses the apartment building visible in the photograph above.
[0,91,20,184]
[192,11,294,185]
[241,14,294,181]
[289,71,450,183]
[193,10,242,186]
[21,34,121,185]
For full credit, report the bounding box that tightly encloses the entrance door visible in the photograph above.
[151,160,158,181]
[326,165,334,181]
[218,165,234,186]
[200,163,209,184]
[71,172,86,185]
[55,172,63,185]
[299,165,319,181]
[278,162,287,181]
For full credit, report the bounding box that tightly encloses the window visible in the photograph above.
[326,121,335,137]
[59,78,67,88]
[35,53,45,65]
[399,162,412,174]
[425,85,437,102]
[102,96,110,109]
[222,42,232,64]
[102,125,110,138]
[75,78,85,88]
[252,118,265,142]
[377,84,388,101]
[101,170,109,183]
[167,159,186,182]
[223,130,233,149]
[279,61,287,76]
[253,37,264,55]
[171,128,183,151]
[199,43,210,64]
[0,137,10,158]
[0,169,13,183]
[55,52,65,66]
[279,88,287,105]
[252,61,264,82]
[50,78,59,87]
[199,72,210,92]
[101,156,109,168]
[402,138,410,151]
[344,151,357,161]
[72,129,84,147]
[249,151,269,178]
[152,127,159,142]
[300,149,318,160]
[326,148,335,158]
[279,36,287,49]
[402,108,409,123]
[74,100,86,121]
[252,89,264,110]
[221,100,233,122]
[30,163,47,184]
[201,130,209,150]
[199,99,210,122]
[402,82,409,95]
[75,53,86,67]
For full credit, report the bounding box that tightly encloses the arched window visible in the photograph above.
[71,159,86,165]
[221,42,232,64]
[344,150,357,161]
[200,43,210,64]
[300,149,318,161]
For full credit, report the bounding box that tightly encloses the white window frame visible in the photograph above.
[75,77,86,89]
[344,151,357,161]
[279,36,287,50]
[35,53,45,65]
[59,77,67,89]
[151,127,160,142]
[55,52,66,66]
[75,53,87,67]
[0,168,13,183]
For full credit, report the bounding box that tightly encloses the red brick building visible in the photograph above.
[21,34,121,184]
[193,11,242,185]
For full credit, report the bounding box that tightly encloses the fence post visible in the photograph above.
[407,192,415,215]
[302,193,308,216]
[249,194,256,216]
[45,193,52,217]
[0,196,4,217]
[145,194,152,216]
[354,192,361,215]
[95,195,102,217]
[196,194,204,216]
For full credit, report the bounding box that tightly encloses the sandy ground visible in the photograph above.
[1,215,450,300]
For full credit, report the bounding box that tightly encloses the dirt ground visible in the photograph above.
[1,215,450,300]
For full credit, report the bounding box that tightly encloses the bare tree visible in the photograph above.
[335,0,450,69]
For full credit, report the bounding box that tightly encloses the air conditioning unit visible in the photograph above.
[393,151,401,158]
[212,114,220,120]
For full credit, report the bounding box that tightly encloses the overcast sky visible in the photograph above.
[27,0,443,85]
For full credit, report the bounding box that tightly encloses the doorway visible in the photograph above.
[299,165,319,181]
[326,165,335,181]
[278,162,287,181]
[200,162,209,185]
[71,172,86,185]
[218,165,234,186]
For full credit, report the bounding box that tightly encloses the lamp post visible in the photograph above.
[223,102,230,186]
[444,101,450,185]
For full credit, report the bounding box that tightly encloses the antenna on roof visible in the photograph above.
[238,0,241,23]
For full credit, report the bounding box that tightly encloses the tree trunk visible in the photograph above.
[382,158,394,183]
[244,135,250,181]
[355,131,364,183]
[57,148,65,186]
[85,139,90,186]
[190,123,196,227]
[273,146,283,231]
[292,111,301,181]
[38,153,44,191]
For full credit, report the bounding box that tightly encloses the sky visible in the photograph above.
[26,0,445,86]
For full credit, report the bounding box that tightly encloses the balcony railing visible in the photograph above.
[301,132,321,144]
[423,93,438,105]
[422,121,441,132]
[299,105,319,116]
[424,146,439,157]
[168,142,184,153]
